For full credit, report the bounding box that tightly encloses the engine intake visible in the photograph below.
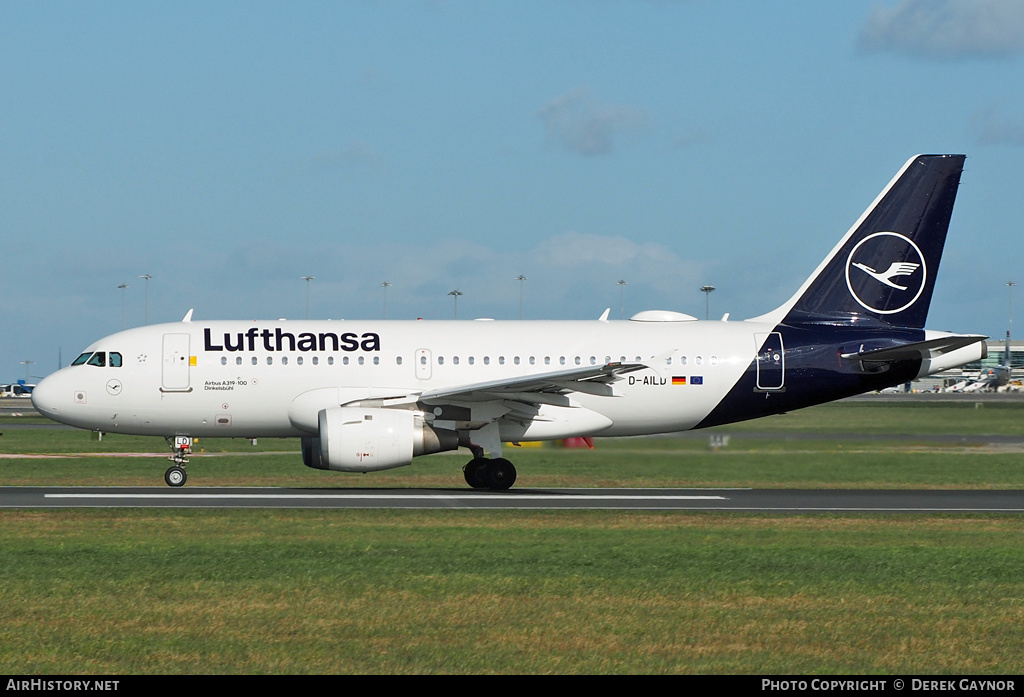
[301,407,457,473]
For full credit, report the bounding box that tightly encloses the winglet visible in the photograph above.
[598,308,610,322]
[182,309,194,323]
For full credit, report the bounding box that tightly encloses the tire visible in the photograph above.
[463,458,489,488]
[484,458,517,490]
[164,466,187,487]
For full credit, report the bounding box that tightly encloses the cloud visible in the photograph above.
[859,0,1024,59]
[538,87,649,156]
[303,140,386,174]
[972,105,1024,146]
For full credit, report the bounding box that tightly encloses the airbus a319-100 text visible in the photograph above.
[32,155,987,488]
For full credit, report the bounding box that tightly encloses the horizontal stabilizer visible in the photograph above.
[841,334,987,363]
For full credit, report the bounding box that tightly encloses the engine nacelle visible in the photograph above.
[302,407,457,473]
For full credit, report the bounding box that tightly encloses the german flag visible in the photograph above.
[672,376,687,385]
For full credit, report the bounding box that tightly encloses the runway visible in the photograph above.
[2,486,1022,512]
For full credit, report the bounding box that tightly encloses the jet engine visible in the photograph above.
[301,407,457,473]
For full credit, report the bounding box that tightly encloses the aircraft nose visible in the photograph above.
[31,374,63,419]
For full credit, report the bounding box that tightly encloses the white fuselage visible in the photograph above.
[32,316,764,441]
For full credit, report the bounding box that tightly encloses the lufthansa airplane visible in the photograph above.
[31,154,987,489]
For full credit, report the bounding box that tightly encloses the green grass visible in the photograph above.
[1,401,1023,674]
[711,400,1024,436]
[0,510,1021,674]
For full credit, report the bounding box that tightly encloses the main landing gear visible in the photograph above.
[463,457,517,490]
[163,436,192,487]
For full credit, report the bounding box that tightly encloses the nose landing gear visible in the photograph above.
[163,436,192,487]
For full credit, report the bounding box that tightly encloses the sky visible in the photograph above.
[3,0,1024,382]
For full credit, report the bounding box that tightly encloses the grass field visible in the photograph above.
[1,401,1023,674]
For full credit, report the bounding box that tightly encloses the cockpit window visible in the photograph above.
[72,351,122,367]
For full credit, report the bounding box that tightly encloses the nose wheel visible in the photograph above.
[164,466,188,487]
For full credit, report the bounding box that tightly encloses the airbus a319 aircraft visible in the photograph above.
[32,154,987,489]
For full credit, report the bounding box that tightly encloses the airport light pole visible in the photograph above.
[617,280,627,319]
[117,283,129,330]
[1007,281,1017,338]
[516,275,527,320]
[448,289,463,319]
[700,285,716,320]
[301,276,315,319]
[381,281,392,319]
[139,274,152,324]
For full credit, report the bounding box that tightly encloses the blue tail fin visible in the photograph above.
[769,154,965,330]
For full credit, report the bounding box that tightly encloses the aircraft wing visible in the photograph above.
[418,362,646,404]
[841,335,988,363]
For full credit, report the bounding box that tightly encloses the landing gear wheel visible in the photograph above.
[484,458,517,490]
[164,466,188,487]
[463,458,489,489]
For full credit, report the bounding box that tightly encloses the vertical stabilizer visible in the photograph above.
[755,155,965,329]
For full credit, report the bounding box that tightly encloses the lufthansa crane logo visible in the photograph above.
[845,231,926,315]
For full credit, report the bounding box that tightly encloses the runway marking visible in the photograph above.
[45,493,728,501]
